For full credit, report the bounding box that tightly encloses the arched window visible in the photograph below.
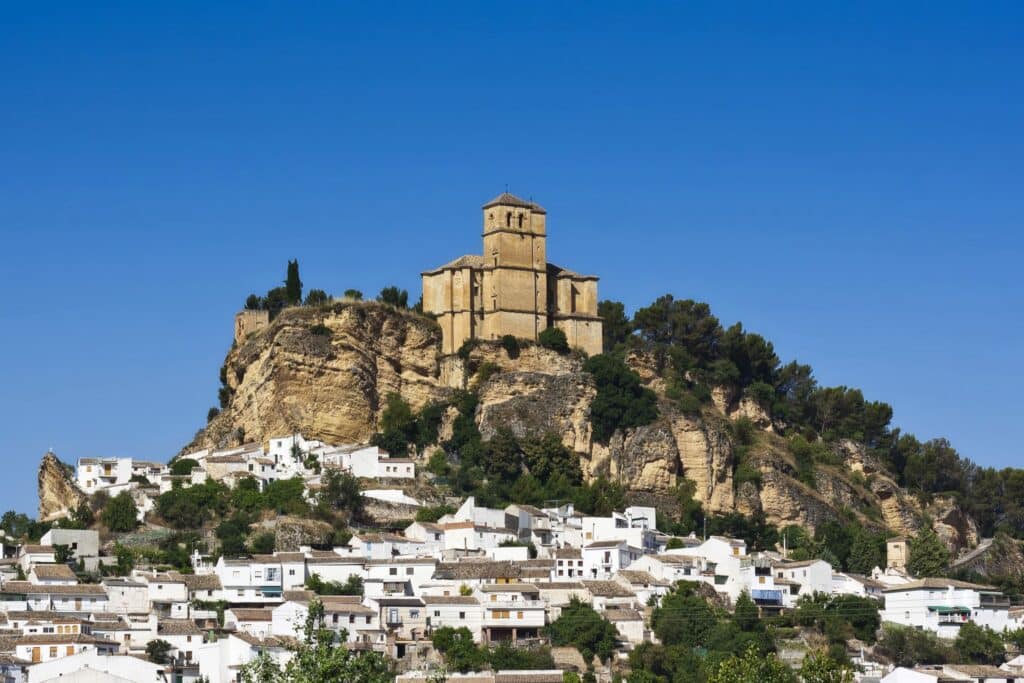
[518,214,524,228]
[506,212,511,227]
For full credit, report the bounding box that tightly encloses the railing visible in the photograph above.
[486,600,546,609]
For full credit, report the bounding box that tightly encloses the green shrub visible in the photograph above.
[457,338,479,361]
[583,354,659,443]
[538,327,570,353]
[309,323,332,337]
[476,361,501,383]
[500,334,520,358]
[734,462,762,487]
[101,492,139,533]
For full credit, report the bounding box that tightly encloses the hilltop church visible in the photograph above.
[422,193,603,357]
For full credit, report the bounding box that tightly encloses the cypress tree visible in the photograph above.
[285,259,303,305]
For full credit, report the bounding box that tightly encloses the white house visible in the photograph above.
[477,584,545,643]
[882,665,1024,682]
[214,556,284,604]
[19,545,56,573]
[224,608,274,637]
[39,530,100,572]
[156,618,206,666]
[881,578,1011,638]
[197,632,292,683]
[423,595,484,642]
[76,457,133,492]
[0,582,109,613]
[24,650,162,683]
[582,540,642,580]
[28,564,78,586]
[773,558,834,606]
[832,572,885,600]
[444,497,507,530]
[15,633,117,666]
[552,548,584,580]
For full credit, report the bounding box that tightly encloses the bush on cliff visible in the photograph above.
[584,354,658,443]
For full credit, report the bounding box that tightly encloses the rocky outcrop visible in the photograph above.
[477,371,595,455]
[257,515,335,552]
[929,496,979,552]
[186,302,448,452]
[38,452,88,522]
[951,534,1024,580]
[671,415,735,512]
[177,304,984,548]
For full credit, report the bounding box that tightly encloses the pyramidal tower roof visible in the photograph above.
[482,192,546,214]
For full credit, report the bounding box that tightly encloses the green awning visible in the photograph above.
[928,605,970,615]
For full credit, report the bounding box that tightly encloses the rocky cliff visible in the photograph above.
[180,302,977,550]
[38,451,88,522]
[186,302,448,452]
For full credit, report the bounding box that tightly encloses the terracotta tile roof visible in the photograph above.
[883,577,998,592]
[424,255,487,274]
[176,573,222,591]
[158,619,204,636]
[494,672,565,683]
[584,539,626,549]
[229,609,273,622]
[231,632,289,648]
[320,597,375,614]
[282,590,315,603]
[1,581,106,595]
[274,553,307,563]
[30,564,77,580]
[582,580,634,598]
[421,596,480,605]
[603,608,643,622]
[554,548,581,559]
[616,570,669,587]
[479,583,540,594]
[482,192,546,214]
[20,545,54,555]
[15,633,115,646]
[533,582,586,590]
[206,455,246,464]
[434,561,521,580]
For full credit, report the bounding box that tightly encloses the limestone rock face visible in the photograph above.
[929,496,979,552]
[671,415,735,512]
[728,397,772,430]
[476,371,595,454]
[870,474,922,534]
[38,452,88,522]
[187,302,448,452]
[260,515,334,552]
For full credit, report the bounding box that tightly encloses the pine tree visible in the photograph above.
[285,259,303,305]
[847,529,883,574]
[908,526,950,577]
[734,590,760,631]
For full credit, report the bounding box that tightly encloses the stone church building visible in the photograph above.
[422,193,603,357]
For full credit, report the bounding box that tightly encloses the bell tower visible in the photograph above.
[480,193,548,342]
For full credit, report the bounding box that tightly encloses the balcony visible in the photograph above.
[486,600,546,609]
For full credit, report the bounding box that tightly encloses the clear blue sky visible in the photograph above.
[2,3,1021,515]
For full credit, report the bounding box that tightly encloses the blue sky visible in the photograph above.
[1,3,1021,515]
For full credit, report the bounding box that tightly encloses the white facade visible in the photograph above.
[25,650,162,683]
[75,458,133,492]
[881,579,1011,638]
[582,541,642,580]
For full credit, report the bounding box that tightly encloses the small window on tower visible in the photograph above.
[506,212,511,227]
[518,214,524,228]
